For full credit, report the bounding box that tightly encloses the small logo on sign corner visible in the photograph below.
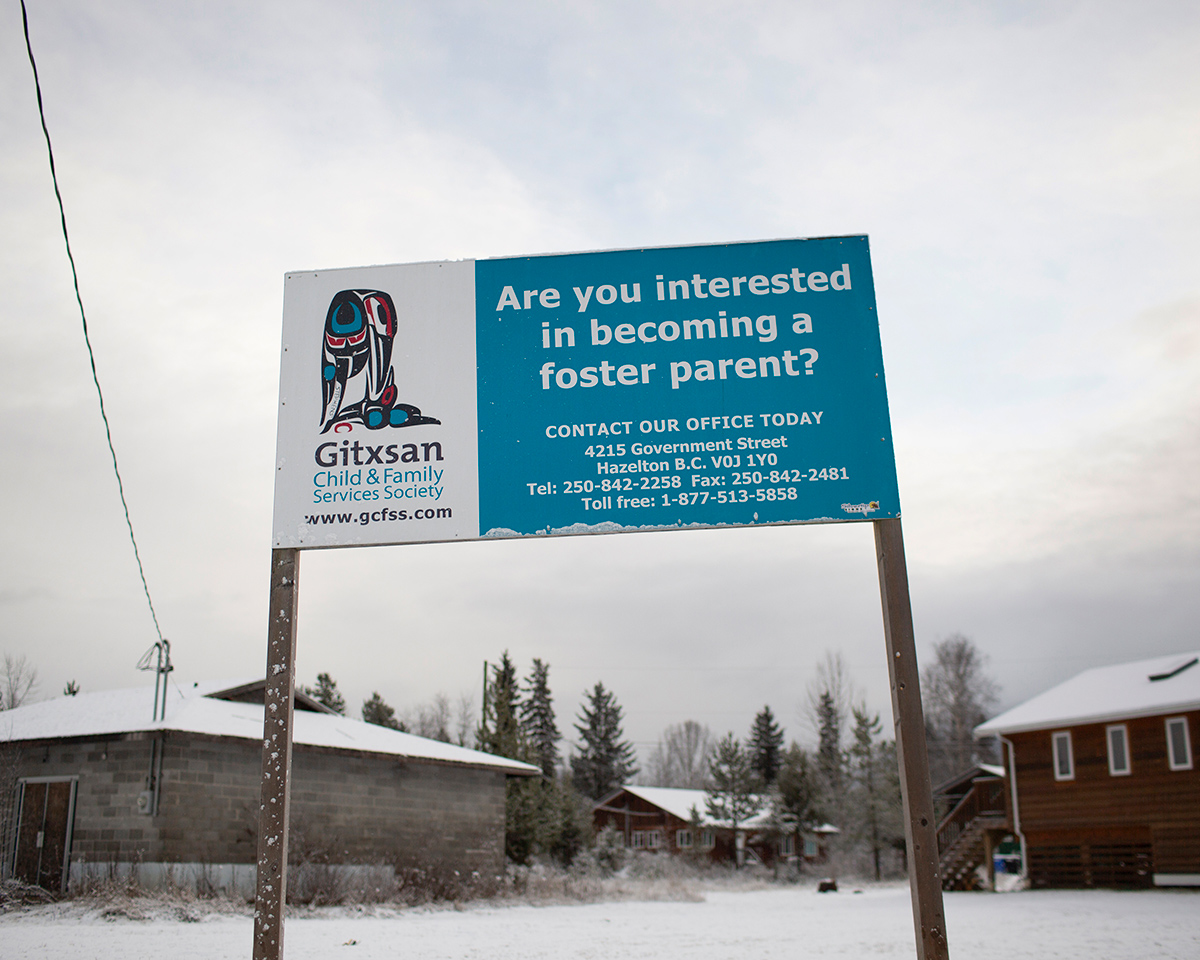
[841,501,880,515]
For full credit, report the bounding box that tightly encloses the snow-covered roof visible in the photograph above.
[975,651,1200,737]
[0,681,539,776]
[599,785,776,830]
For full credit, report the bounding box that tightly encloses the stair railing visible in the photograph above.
[936,777,1007,859]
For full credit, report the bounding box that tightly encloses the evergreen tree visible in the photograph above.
[814,689,846,828]
[520,658,560,777]
[705,732,761,866]
[748,705,785,785]
[848,706,886,879]
[548,773,588,867]
[479,653,585,866]
[304,672,345,715]
[571,682,637,799]
[361,691,404,730]
[480,652,524,760]
[776,742,822,829]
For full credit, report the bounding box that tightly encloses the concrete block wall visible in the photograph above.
[157,734,261,864]
[13,735,166,867]
[288,747,506,874]
[8,732,507,882]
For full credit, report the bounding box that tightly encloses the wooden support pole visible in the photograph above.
[252,548,300,960]
[873,518,949,960]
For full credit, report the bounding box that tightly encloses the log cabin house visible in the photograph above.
[593,785,837,869]
[974,650,1199,888]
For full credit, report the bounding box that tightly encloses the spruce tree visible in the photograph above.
[848,706,885,879]
[361,691,404,730]
[705,733,761,866]
[776,742,822,828]
[480,652,525,760]
[815,690,843,797]
[521,658,560,777]
[748,705,785,785]
[304,672,345,715]
[571,682,637,799]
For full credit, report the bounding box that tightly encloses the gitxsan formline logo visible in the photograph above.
[319,289,440,433]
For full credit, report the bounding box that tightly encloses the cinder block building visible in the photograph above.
[0,680,537,894]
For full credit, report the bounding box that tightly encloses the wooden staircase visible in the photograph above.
[936,777,1008,891]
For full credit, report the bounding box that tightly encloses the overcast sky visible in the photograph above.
[2,1,1197,759]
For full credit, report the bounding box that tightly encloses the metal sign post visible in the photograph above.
[252,548,299,960]
[875,518,948,960]
[253,235,949,959]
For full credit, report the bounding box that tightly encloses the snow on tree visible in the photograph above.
[571,681,637,800]
[748,705,785,785]
[705,733,762,866]
[520,658,560,777]
[644,720,715,788]
[921,633,1000,783]
[304,672,345,715]
[361,691,404,730]
[847,706,903,881]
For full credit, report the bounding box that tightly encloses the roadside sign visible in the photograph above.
[258,235,948,960]
[273,235,899,547]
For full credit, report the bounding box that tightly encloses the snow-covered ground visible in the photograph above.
[2,884,1198,959]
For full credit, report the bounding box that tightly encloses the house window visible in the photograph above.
[676,829,693,849]
[804,838,818,857]
[1052,731,1074,780]
[1106,724,1131,776]
[1166,717,1193,771]
[699,828,716,849]
[647,830,662,849]
[779,835,795,857]
[631,831,646,849]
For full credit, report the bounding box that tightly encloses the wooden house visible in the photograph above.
[1,680,538,894]
[593,785,836,869]
[974,651,1200,888]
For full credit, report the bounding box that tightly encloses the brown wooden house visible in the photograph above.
[975,651,1200,888]
[593,785,836,869]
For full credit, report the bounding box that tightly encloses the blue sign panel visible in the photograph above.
[474,236,898,538]
[273,235,898,548]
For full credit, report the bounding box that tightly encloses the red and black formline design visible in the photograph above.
[319,289,440,433]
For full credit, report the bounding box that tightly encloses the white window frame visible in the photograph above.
[1166,716,1194,771]
[1106,724,1131,776]
[803,837,818,858]
[631,830,646,849]
[699,828,716,849]
[676,829,692,849]
[1052,730,1074,781]
[779,834,795,857]
[647,829,662,849]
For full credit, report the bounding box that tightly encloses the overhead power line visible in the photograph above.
[21,0,164,643]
